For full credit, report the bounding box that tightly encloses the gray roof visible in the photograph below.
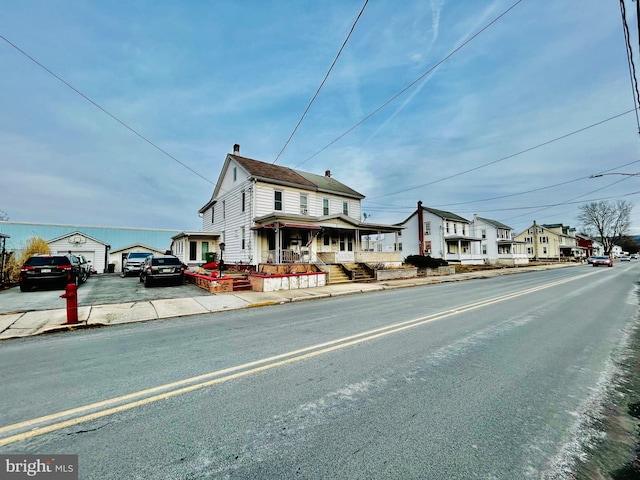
[476,217,512,230]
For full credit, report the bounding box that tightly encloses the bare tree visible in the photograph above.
[577,200,632,255]
[0,210,8,221]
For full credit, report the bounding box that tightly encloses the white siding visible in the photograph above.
[49,235,108,273]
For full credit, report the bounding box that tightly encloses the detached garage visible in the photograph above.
[48,231,110,273]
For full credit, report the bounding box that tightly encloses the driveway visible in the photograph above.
[0,273,211,314]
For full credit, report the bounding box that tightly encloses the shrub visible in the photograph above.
[404,255,448,269]
[5,237,50,282]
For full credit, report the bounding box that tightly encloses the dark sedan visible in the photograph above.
[19,254,83,291]
[139,254,185,287]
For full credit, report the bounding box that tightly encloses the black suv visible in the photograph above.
[19,254,83,292]
[139,254,185,287]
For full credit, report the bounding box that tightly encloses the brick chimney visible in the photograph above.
[325,170,331,177]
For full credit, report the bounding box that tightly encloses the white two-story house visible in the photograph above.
[381,201,484,264]
[195,145,401,270]
[471,216,528,266]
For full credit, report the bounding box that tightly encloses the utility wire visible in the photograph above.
[0,35,215,185]
[619,0,640,134]
[434,158,640,207]
[369,108,637,200]
[293,0,523,168]
[273,0,368,165]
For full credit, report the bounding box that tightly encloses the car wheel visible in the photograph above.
[143,276,152,288]
[19,283,29,292]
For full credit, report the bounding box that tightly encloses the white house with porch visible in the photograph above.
[471,216,529,266]
[381,202,484,265]
[196,145,402,275]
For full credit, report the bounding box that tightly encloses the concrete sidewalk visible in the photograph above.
[0,264,577,340]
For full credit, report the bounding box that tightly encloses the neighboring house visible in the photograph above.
[471,216,528,266]
[381,201,483,264]
[575,234,604,257]
[197,144,402,269]
[47,231,110,274]
[109,244,168,273]
[514,221,585,260]
[611,245,623,257]
[171,231,221,269]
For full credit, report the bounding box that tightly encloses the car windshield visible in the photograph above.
[24,256,70,266]
[129,253,152,259]
[151,258,181,266]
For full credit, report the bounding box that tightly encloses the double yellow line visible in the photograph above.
[0,271,595,446]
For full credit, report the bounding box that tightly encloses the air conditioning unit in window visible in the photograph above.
[301,208,308,214]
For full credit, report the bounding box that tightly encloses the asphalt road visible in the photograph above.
[0,263,637,479]
[0,273,209,314]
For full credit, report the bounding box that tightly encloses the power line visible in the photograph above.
[273,0,369,165]
[428,158,640,208]
[293,0,523,168]
[368,108,637,200]
[619,0,640,134]
[0,35,215,186]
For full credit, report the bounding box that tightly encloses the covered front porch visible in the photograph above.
[251,214,403,268]
[444,236,483,265]
[496,240,529,266]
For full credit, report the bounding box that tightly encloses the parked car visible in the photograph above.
[620,255,631,262]
[631,253,639,259]
[75,254,92,281]
[139,254,185,287]
[19,254,83,291]
[591,256,613,267]
[587,256,596,264]
[122,252,152,277]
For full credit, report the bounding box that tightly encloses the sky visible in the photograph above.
[1,0,640,236]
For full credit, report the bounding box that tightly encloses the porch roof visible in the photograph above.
[252,213,401,234]
[444,236,482,242]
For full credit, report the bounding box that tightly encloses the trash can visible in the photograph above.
[205,252,217,263]
[107,263,115,273]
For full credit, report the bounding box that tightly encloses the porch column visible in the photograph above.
[275,223,281,264]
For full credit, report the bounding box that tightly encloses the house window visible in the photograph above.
[241,228,245,250]
[233,167,237,181]
[527,247,533,254]
[482,243,487,255]
[324,234,330,246]
[446,222,450,234]
[274,191,283,211]
[540,236,548,244]
[189,241,197,261]
[323,198,329,215]
[424,222,431,235]
[525,236,533,243]
[300,194,308,214]
[481,229,487,239]
[201,242,209,261]
[395,243,402,252]
[454,224,457,234]
[462,225,466,235]
[543,247,548,255]
[343,202,349,215]
[242,191,246,212]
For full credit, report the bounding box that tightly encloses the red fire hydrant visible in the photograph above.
[60,283,78,324]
